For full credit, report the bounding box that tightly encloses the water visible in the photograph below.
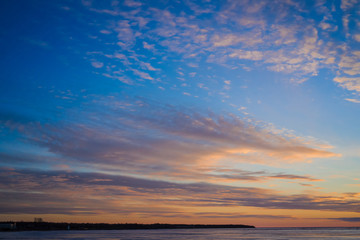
[1,228,360,240]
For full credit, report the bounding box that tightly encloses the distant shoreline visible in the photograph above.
[0,222,255,231]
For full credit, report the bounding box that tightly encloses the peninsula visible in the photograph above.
[0,221,255,231]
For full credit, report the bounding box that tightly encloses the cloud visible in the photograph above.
[143,41,154,50]
[99,29,112,34]
[91,61,104,68]
[340,0,358,11]
[124,0,142,8]
[334,77,360,93]
[159,167,323,183]
[142,62,159,71]
[268,174,322,181]
[345,98,360,103]
[338,53,360,76]
[131,69,154,80]
[72,0,359,96]
[354,34,360,42]
[0,98,339,182]
[229,50,264,61]
[102,73,133,85]
[328,218,360,222]
[212,34,243,47]
[0,168,359,218]
[193,212,294,219]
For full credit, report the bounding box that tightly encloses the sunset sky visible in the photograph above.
[1,0,360,227]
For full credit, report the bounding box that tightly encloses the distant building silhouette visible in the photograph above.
[34,218,43,223]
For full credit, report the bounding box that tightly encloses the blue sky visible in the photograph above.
[0,0,360,227]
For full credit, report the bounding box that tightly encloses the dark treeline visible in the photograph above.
[0,221,255,231]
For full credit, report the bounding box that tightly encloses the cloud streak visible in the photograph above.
[1,168,359,218]
[0,98,339,182]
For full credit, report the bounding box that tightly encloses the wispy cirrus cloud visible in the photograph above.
[345,98,360,103]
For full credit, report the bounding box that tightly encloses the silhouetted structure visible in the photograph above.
[34,218,43,223]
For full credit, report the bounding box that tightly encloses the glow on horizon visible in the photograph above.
[0,0,359,227]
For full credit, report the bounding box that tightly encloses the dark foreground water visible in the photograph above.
[1,227,360,240]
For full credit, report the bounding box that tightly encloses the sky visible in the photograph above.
[0,0,360,227]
